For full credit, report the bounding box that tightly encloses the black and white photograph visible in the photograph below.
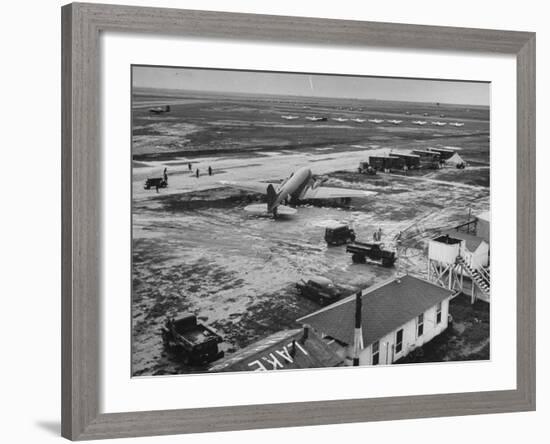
[131,66,491,376]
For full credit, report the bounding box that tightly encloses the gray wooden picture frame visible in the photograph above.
[61,2,536,440]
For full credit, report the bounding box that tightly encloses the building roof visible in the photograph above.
[428,147,455,153]
[298,275,453,348]
[390,152,420,158]
[412,149,440,156]
[209,328,343,372]
[441,229,487,252]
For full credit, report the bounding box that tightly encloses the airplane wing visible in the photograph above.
[302,186,375,200]
[219,180,270,195]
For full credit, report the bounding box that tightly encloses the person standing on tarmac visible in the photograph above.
[208,166,212,176]
[196,168,200,178]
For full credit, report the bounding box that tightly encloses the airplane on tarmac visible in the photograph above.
[431,121,447,126]
[412,120,428,125]
[368,118,384,124]
[220,166,375,218]
[332,117,349,122]
[387,119,403,125]
[281,115,300,120]
[352,118,366,123]
[449,122,465,127]
[305,116,328,122]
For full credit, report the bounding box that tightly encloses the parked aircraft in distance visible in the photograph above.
[449,122,465,127]
[332,117,349,122]
[352,118,366,123]
[412,120,428,125]
[281,115,299,120]
[220,166,375,218]
[149,105,171,114]
[387,119,403,125]
[368,119,384,124]
[432,121,447,126]
[305,116,328,122]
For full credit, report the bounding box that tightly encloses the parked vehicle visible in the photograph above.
[346,242,397,267]
[358,161,377,175]
[161,315,224,365]
[296,276,341,306]
[144,177,168,190]
[325,224,356,246]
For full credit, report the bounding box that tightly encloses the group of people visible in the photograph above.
[150,163,216,193]
[187,162,213,178]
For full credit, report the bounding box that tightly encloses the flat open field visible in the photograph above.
[132,89,490,376]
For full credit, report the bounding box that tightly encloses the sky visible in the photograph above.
[132,66,489,106]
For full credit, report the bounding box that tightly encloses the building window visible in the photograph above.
[396,329,403,354]
[417,313,424,337]
[372,341,380,365]
[436,302,442,324]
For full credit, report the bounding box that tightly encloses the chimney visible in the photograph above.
[353,291,364,366]
[301,325,309,344]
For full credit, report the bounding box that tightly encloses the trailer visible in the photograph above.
[368,155,405,172]
[389,153,421,169]
[346,242,397,267]
[161,315,224,365]
[411,149,441,169]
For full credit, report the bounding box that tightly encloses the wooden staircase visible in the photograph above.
[456,256,490,298]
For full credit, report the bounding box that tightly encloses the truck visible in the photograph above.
[324,224,356,246]
[346,242,397,267]
[144,177,168,190]
[358,161,377,175]
[161,314,224,365]
[296,276,341,306]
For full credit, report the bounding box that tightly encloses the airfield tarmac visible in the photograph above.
[131,91,490,376]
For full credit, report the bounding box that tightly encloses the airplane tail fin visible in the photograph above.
[266,184,278,212]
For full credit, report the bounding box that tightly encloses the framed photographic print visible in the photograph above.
[61,2,536,440]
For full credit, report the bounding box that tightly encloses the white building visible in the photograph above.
[428,230,490,303]
[438,230,490,270]
[298,275,455,366]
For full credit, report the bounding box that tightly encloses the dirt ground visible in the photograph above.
[131,90,490,376]
[395,294,490,364]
